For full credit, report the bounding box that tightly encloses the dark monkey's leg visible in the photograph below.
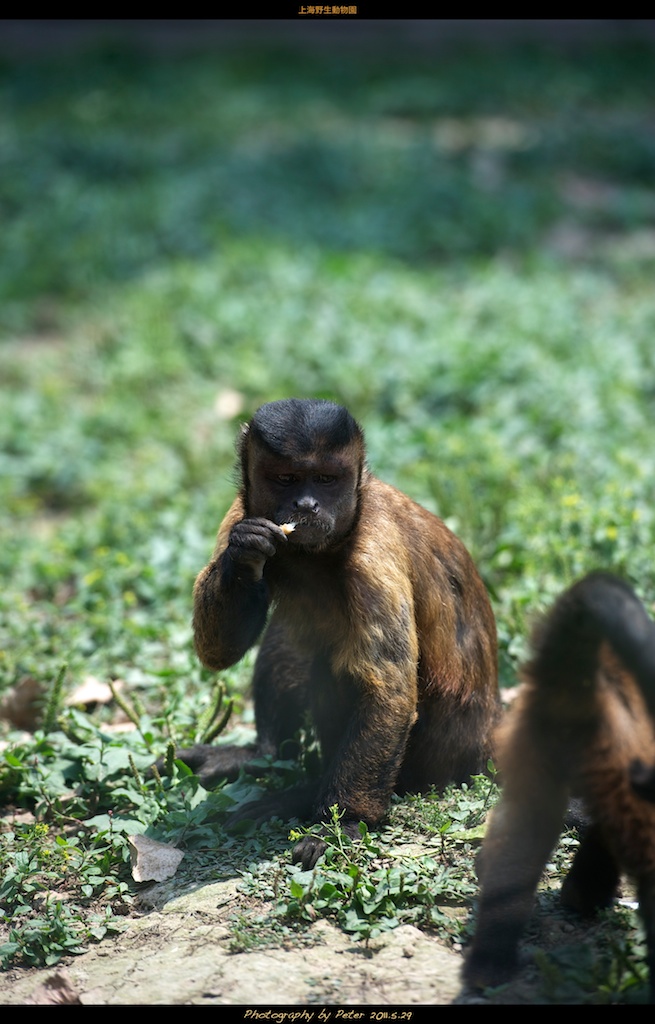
[163,617,311,789]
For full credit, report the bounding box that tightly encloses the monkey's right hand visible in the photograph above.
[224,517,289,581]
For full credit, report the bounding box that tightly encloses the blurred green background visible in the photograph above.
[1,18,655,713]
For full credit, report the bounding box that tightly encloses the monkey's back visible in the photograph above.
[502,641,655,881]
[577,646,655,879]
[355,476,498,703]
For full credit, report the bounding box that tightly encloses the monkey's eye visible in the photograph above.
[274,474,297,486]
[315,475,337,485]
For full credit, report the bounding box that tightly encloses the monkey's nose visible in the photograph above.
[293,497,319,514]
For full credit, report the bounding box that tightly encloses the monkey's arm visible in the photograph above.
[192,499,288,670]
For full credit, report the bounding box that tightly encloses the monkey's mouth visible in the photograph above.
[283,518,331,546]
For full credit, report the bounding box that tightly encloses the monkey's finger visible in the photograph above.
[229,533,278,560]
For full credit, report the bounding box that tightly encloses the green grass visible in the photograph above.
[0,34,654,1001]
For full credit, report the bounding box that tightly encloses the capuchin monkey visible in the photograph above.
[463,571,655,1004]
[173,398,500,869]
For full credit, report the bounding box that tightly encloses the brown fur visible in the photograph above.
[462,571,655,1003]
[178,399,500,868]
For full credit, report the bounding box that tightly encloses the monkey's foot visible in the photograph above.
[292,819,362,871]
[461,949,518,992]
[156,743,258,789]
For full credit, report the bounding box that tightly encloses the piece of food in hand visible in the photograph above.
[280,522,296,534]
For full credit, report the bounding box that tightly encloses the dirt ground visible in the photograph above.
[0,874,465,1006]
[0,866,632,1007]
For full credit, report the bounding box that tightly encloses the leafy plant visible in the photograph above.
[234,776,497,952]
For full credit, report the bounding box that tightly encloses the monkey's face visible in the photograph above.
[248,450,360,552]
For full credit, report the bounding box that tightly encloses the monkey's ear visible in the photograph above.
[234,424,253,497]
[237,422,250,456]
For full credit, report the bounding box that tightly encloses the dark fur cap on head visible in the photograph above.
[239,398,366,461]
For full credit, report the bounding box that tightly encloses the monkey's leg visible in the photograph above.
[463,777,568,991]
[222,622,324,827]
[560,823,620,915]
[288,658,417,871]
[162,618,312,790]
[250,616,312,762]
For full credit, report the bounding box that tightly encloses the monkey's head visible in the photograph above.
[240,398,367,552]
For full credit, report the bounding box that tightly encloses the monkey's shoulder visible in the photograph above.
[360,476,473,561]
